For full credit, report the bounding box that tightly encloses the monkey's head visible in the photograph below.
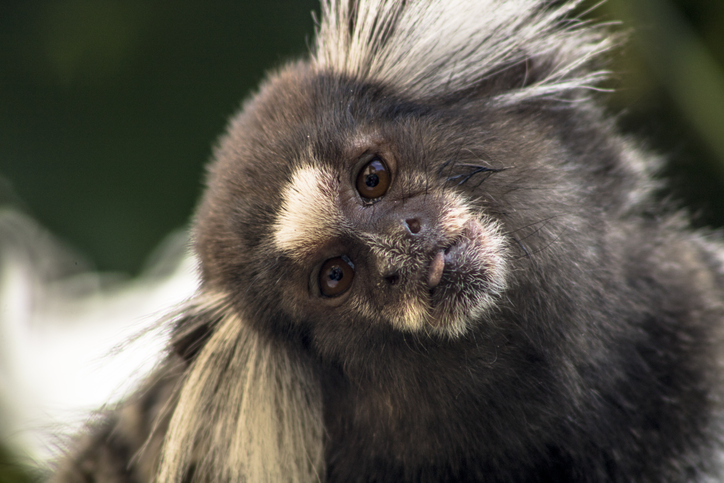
[191,3,634,367]
[194,66,508,353]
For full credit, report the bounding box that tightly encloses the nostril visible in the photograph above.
[405,218,421,234]
[385,273,401,286]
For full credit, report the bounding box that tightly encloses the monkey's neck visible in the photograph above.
[317,335,564,481]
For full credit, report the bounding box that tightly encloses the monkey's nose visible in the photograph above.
[405,218,422,235]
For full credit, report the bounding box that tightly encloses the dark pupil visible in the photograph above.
[328,266,344,282]
[365,173,379,188]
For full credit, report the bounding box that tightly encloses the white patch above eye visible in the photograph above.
[273,165,345,260]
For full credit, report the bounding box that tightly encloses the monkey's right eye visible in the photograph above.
[356,156,390,200]
[319,256,355,297]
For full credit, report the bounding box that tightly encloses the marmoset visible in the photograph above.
[51,0,724,481]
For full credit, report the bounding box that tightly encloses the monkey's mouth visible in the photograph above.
[425,218,505,315]
[426,239,465,301]
[425,242,461,293]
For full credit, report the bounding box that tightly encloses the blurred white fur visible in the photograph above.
[0,209,198,464]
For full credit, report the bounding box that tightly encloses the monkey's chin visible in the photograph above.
[421,218,508,337]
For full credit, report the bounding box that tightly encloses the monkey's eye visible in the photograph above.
[356,156,390,200]
[319,255,355,297]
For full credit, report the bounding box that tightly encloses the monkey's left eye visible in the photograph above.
[319,256,355,297]
[356,156,390,200]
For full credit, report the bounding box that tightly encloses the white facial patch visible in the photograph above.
[273,165,345,261]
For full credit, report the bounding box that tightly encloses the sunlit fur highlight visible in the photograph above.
[314,0,613,103]
[156,293,324,483]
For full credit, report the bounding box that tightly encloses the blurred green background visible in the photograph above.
[0,0,319,277]
[0,0,723,480]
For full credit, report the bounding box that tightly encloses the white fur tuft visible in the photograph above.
[156,294,324,483]
[314,0,613,103]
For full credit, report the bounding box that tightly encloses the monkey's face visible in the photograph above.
[195,67,518,358]
[269,140,508,338]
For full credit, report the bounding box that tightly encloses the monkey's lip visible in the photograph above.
[427,219,484,295]
[445,219,484,261]
[427,251,446,288]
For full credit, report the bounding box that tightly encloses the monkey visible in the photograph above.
[50,0,724,481]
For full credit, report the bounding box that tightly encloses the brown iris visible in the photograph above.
[356,156,390,200]
[319,256,355,297]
